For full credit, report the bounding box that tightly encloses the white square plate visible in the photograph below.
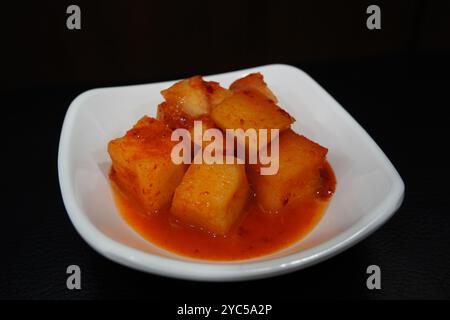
[58,64,404,281]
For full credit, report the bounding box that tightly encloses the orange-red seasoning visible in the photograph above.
[110,162,336,261]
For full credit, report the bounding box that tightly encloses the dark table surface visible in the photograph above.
[1,53,449,300]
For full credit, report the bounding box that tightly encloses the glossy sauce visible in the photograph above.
[110,162,336,261]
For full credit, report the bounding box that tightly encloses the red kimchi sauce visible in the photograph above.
[110,161,336,261]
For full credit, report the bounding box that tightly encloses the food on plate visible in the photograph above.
[210,87,294,155]
[171,157,249,235]
[211,90,294,132]
[247,129,328,212]
[161,76,210,117]
[108,72,336,260]
[157,76,229,151]
[229,72,278,103]
[160,76,231,118]
[108,116,187,213]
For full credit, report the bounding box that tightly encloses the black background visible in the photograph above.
[1,0,449,300]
